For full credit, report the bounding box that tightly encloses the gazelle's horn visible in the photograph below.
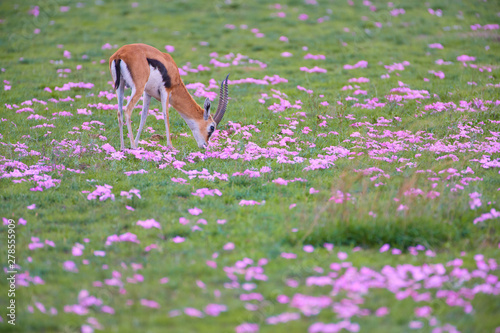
[213,74,229,125]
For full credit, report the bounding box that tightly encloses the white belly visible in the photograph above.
[144,66,165,100]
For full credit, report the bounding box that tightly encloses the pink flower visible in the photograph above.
[206,260,217,268]
[29,6,40,17]
[72,243,84,256]
[159,277,169,284]
[188,207,203,215]
[81,325,93,333]
[397,204,408,211]
[27,204,36,210]
[281,52,293,57]
[408,321,423,329]
[415,306,432,318]
[239,200,265,206]
[428,43,444,49]
[337,252,348,260]
[140,299,160,308]
[392,248,402,255]
[205,304,227,316]
[298,14,309,20]
[101,305,114,314]
[300,66,327,73]
[94,251,106,257]
[303,245,314,253]
[469,192,482,209]
[429,70,445,79]
[457,54,475,62]
[184,307,203,317]
[172,236,185,243]
[277,295,289,303]
[344,60,368,70]
[235,323,259,333]
[281,252,297,259]
[105,232,139,246]
[304,53,326,60]
[375,307,389,317]
[63,260,78,272]
[223,242,235,251]
[309,188,319,194]
[379,244,390,253]
[136,219,161,229]
[165,45,175,52]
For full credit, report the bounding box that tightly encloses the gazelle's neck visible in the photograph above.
[170,83,204,120]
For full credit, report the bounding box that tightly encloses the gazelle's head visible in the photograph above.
[193,74,229,149]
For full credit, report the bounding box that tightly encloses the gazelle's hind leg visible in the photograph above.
[135,91,151,146]
[116,82,125,151]
[124,88,143,149]
[118,58,148,149]
[161,90,173,147]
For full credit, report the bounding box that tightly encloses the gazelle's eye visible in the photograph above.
[209,125,215,133]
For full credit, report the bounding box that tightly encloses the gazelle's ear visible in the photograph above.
[203,98,211,120]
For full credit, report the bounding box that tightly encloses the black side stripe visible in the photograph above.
[147,58,171,88]
[114,59,121,90]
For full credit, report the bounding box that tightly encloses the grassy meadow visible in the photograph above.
[1,0,499,332]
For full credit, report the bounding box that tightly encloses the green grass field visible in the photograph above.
[1,0,500,332]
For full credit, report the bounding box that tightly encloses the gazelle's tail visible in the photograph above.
[113,59,121,90]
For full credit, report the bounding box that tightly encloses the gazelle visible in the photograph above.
[109,43,229,150]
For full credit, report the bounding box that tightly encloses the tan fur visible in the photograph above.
[109,43,215,149]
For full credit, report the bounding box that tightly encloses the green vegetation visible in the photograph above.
[0,0,499,332]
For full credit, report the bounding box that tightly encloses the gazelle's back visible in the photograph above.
[109,43,182,88]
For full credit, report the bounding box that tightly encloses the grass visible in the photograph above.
[1,0,500,332]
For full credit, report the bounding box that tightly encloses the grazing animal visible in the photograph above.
[109,43,229,150]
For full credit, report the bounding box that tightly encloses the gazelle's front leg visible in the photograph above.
[116,83,125,151]
[161,91,173,147]
[124,87,143,149]
[135,91,151,146]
